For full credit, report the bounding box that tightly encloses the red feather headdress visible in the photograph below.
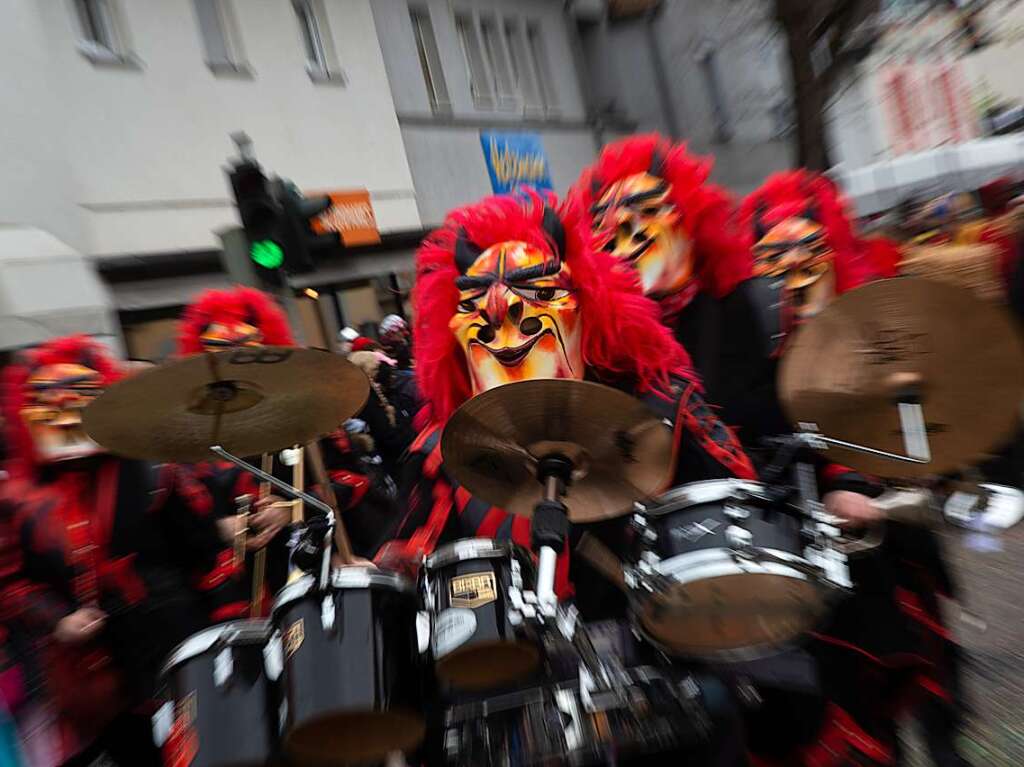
[739,170,885,292]
[570,134,752,299]
[2,335,123,478]
[177,287,294,355]
[413,190,696,424]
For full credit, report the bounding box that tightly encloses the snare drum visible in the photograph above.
[629,479,828,659]
[272,567,425,766]
[156,620,277,767]
[433,666,709,766]
[422,539,539,691]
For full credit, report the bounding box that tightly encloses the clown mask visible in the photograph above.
[450,240,584,394]
[199,318,264,350]
[753,217,835,325]
[591,172,694,299]
[22,362,104,462]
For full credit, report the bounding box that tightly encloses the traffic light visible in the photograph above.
[228,160,286,287]
[275,180,340,274]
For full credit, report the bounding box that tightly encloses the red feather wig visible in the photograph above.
[2,335,123,478]
[739,170,878,292]
[177,287,294,355]
[413,190,696,424]
[570,134,752,299]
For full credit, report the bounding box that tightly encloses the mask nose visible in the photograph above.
[485,284,511,326]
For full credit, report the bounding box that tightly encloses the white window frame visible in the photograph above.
[192,0,250,76]
[504,18,542,115]
[72,0,137,66]
[526,21,559,116]
[410,6,451,113]
[455,12,495,109]
[479,15,515,109]
[293,0,343,83]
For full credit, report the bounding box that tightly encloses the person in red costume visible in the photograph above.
[0,336,244,767]
[177,287,397,604]
[738,172,966,767]
[376,191,756,765]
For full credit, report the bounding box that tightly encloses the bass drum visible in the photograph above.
[630,479,828,659]
[431,666,710,767]
[155,620,278,767]
[272,567,425,767]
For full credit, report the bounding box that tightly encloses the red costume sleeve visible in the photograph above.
[0,487,76,634]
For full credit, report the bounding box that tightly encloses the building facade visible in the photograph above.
[370,0,601,225]
[1,0,424,356]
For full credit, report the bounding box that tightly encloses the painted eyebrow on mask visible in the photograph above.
[620,182,669,207]
[30,374,99,390]
[455,274,496,290]
[505,260,562,282]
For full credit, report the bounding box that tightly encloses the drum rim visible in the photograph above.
[641,479,766,516]
[424,537,513,570]
[272,567,416,615]
[649,547,813,583]
[160,618,271,676]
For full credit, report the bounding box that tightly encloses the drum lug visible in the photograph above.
[213,646,233,688]
[630,514,658,544]
[321,594,336,632]
[725,525,753,550]
[805,545,851,589]
[724,502,750,521]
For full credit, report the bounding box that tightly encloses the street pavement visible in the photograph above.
[903,524,1024,766]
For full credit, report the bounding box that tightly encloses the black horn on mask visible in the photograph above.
[454,228,485,274]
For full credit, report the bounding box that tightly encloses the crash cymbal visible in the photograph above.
[441,379,674,522]
[779,277,1024,478]
[84,347,369,463]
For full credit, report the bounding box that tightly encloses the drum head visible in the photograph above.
[435,640,540,691]
[640,573,826,658]
[286,710,425,767]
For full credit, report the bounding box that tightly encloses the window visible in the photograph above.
[73,0,134,64]
[455,14,493,107]
[698,48,732,143]
[293,0,340,81]
[526,23,558,112]
[410,7,450,112]
[193,0,247,73]
[480,16,514,105]
[504,20,541,110]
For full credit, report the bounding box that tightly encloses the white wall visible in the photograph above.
[1,0,420,258]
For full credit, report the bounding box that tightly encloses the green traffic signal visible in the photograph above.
[250,239,284,269]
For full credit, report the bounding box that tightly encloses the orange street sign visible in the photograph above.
[310,190,381,246]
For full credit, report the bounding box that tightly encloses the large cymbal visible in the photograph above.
[84,347,369,463]
[779,278,1024,478]
[441,379,674,522]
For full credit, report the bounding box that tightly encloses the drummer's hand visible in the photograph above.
[54,607,107,644]
[823,490,884,527]
[247,497,291,550]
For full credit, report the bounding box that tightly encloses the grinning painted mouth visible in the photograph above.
[475,330,550,367]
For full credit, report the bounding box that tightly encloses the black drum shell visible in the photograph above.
[422,540,538,691]
[640,480,804,562]
[273,571,424,766]
[157,620,277,767]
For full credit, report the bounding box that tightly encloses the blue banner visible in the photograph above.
[480,131,554,194]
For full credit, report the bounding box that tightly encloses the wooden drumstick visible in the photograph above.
[575,533,627,593]
[250,453,274,617]
[305,440,356,565]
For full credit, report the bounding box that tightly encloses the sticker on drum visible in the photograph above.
[450,572,497,609]
[432,609,477,658]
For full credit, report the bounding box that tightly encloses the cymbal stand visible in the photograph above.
[531,455,574,618]
[210,445,333,591]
